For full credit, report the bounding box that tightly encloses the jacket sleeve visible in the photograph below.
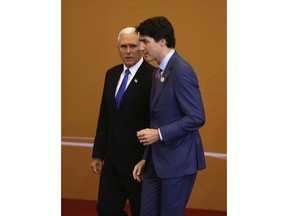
[92,73,109,159]
[160,66,205,145]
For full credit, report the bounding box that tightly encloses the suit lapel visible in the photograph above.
[117,62,147,109]
[151,52,178,109]
[109,66,123,111]
[151,69,170,108]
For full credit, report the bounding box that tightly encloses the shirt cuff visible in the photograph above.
[158,128,163,141]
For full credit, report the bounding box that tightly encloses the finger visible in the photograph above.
[92,166,97,174]
[137,131,145,137]
[133,168,138,179]
[133,171,136,180]
[134,171,142,182]
[137,167,142,175]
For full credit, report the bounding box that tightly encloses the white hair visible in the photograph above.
[117,27,138,42]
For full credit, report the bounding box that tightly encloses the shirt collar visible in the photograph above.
[123,58,144,76]
[159,49,175,71]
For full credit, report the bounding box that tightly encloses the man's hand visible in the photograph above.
[90,159,104,174]
[137,128,159,146]
[133,160,146,182]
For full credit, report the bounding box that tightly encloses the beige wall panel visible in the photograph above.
[62,0,226,211]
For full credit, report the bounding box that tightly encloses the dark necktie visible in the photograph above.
[153,68,162,95]
[115,69,130,109]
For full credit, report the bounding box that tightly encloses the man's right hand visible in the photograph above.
[133,159,145,182]
[90,159,104,174]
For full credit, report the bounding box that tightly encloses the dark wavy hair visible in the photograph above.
[136,16,176,48]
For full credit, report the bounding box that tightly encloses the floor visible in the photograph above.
[62,198,226,216]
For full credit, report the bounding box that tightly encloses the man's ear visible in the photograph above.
[160,38,167,47]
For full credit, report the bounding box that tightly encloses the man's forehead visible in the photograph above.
[139,35,152,41]
[119,41,138,45]
[119,36,139,44]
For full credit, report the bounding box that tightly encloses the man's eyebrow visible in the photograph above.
[121,43,137,45]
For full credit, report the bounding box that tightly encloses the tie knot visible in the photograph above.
[155,68,162,79]
[125,69,130,76]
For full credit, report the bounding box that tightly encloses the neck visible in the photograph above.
[156,48,173,64]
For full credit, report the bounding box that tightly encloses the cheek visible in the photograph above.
[147,46,154,53]
[133,50,142,56]
[118,50,124,56]
[147,47,153,55]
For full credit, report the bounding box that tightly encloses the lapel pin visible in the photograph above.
[160,77,165,82]
[134,79,138,83]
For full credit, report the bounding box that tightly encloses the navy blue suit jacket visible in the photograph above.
[146,52,206,178]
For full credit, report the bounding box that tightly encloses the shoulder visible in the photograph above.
[171,53,192,70]
[168,53,194,75]
[105,64,123,77]
[169,53,199,84]
[140,60,156,72]
[107,64,123,73]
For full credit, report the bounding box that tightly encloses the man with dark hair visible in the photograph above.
[133,16,206,216]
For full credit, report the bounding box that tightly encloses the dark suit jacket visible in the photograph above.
[92,60,155,176]
[146,52,206,178]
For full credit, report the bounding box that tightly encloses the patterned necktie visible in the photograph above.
[115,69,130,109]
[153,67,162,95]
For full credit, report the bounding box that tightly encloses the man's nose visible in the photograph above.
[126,46,131,53]
[139,44,145,51]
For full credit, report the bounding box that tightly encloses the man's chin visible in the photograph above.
[124,59,135,67]
[143,55,153,62]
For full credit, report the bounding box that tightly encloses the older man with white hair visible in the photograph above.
[90,27,155,216]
